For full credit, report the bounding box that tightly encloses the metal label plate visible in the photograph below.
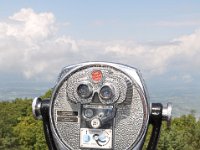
[57,111,78,122]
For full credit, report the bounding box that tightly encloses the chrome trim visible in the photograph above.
[32,97,42,120]
[162,102,172,128]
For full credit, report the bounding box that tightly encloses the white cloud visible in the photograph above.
[0,8,200,81]
[182,74,193,83]
[170,74,193,83]
[155,20,200,27]
[91,19,117,27]
[0,8,56,40]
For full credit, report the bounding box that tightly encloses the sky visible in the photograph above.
[0,1,200,112]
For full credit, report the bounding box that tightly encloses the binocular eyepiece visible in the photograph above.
[32,62,172,150]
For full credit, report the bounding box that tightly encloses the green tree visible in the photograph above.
[0,98,33,149]
[0,90,52,150]
[13,115,47,150]
[143,114,200,150]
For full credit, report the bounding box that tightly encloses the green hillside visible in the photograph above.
[0,90,200,150]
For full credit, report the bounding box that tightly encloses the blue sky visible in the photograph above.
[1,1,200,41]
[0,1,200,106]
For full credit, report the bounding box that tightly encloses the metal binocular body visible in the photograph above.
[32,62,172,150]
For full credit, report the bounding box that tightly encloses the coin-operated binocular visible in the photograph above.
[32,62,172,150]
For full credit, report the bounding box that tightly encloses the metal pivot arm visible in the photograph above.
[147,103,163,150]
[32,98,57,150]
[147,103,172,150]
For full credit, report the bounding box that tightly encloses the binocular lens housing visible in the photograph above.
[77,83,93,99]
[99,85,114,100]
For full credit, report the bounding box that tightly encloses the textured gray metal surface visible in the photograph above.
[50,62,149,150]
[53,84,80,150]
[114,87,145,149]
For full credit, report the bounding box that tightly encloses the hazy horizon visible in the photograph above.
[1,77,199,117]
